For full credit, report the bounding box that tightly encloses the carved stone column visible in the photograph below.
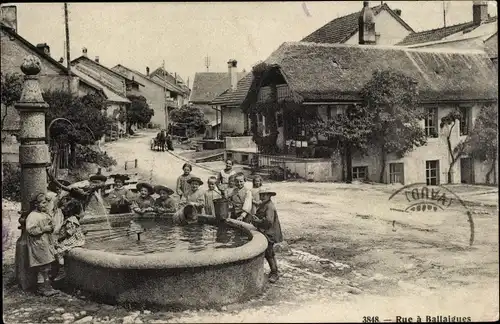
[14,55,50,291]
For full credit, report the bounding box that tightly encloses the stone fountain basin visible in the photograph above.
[65,213,268,309]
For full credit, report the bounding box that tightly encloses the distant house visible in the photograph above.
[112,64,185,128]
[190,64,247,136]
[301,2,414,45]
[148,67,191,108]
[0,23,104,140]
[218,42,497,184]
[396,1,497,60]
[71,50,145,133]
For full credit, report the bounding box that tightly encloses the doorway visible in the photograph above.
[460,157,474,184]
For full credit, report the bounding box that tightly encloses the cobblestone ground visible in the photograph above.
[3,132,499,322]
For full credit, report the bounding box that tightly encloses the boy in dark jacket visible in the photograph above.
[251,187,283,283]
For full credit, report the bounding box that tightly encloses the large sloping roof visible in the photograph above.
[396,16,498,46]
[217,42,497,106]
[211,73,253,106]
[71,56,144,87]
[149,67,189,95]
[189,72,247,103]
[72,68,130,104]
[301,3,414,44]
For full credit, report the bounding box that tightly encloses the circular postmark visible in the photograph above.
[388,183,475,246]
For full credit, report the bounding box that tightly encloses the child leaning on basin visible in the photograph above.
[173,177,205,225]
[132,182,156,215]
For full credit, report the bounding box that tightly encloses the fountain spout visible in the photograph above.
[14,55,51,291]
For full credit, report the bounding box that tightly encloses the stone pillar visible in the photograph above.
[14,56,51,291]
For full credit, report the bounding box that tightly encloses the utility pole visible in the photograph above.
[64,3,71,92]
[205,55,210,72]
[442,1,448,28]
[163,60,169,131]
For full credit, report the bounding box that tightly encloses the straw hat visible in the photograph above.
[259,187,276,196]
[136,182,154,194]
[89,174,107,182]
[154,185,174,195]
[110,174,130,182]
[187,177,203,185]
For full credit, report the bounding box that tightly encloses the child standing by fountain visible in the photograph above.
[132,183,156,215]
[250,175,263,216]
[53,198,86,281]
[176,163,193,199]
[217,159,236,198]
[204,176,222,217]
[174,177,205,225]
[251,187,283,283]
[47,179,70,237]
[25,193,59,296]
[154,185,178,214]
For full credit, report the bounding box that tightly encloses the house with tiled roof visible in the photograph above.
[112,64,186,128]
[149,67,190,107]
[396,1,497,62]
[190,63,247,137]
[301,2,414,45]
[216,41,497,184]
[0,22,104,140]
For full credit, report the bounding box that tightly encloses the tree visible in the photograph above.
[361,70,427,183]
[1,72,23,129]
[126,95,154,134]
[440,109,469,184]
[170,105,208,136]
[466,104,498,184]
[315,104,373,183]
[44,90,113,167]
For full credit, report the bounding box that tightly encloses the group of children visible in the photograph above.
[24,159,283,297]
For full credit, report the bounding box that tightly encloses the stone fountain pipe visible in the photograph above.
[14,56,51,291]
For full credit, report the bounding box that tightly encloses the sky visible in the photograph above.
[4,1,498,87]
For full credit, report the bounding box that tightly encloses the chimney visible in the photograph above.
[0,5,17,32]
[358,1,377,45]
[36,43,50,56]
[473,1,488,25]
[59,57,64,64]
[82,47,88,57]
[227,59,238,91]
[95,56,99,63]
[393,9,402,16]
[146,67,150,76]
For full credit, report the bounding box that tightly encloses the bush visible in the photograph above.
[74,145,117,169]
[2,162,21,202]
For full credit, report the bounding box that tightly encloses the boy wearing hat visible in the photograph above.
[251,187,283,283]
[106,174,133,214]
[174,177,205,224]
[132,183,156,215]
[154,185,178,214]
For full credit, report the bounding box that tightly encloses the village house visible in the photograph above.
[70,49,145,134]
[301,1,414,46]
[148,67,191,109]
[190,63,247,139]
[396,1,497,64]
[0,22,105,144]
[111,64,187,129]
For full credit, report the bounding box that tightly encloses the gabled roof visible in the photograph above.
[71,56,144,87]
[301,3,414,44]
[221,42,497,106]
[0,23,103,94]
[149,67,189,94]
[71,68,130,104]
[396,16,498,46]
[112,64,187,94]
[190,72,247,103]
[211,73,253,106]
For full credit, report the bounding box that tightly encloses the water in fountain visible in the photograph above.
[84,218,249,255]
[84,191,112,234]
